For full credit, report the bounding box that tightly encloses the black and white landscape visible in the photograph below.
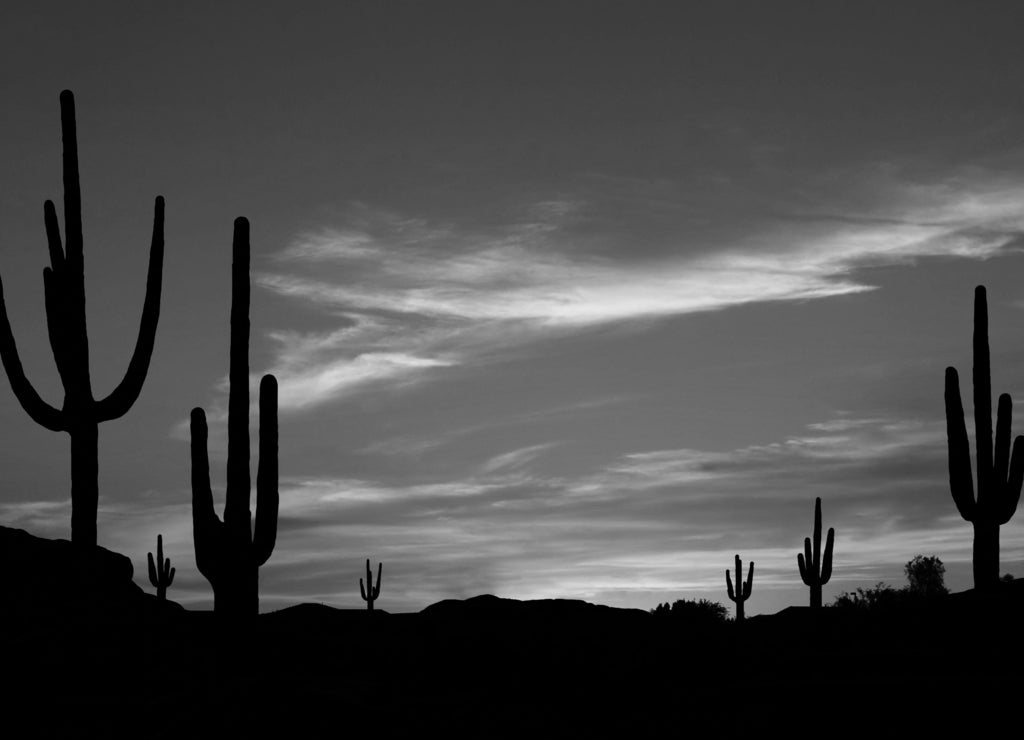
[1,3,1024,734]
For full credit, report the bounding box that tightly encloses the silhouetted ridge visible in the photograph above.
[0,525,181,620]
[944,285,1023,589]
[421,594,650,623]
[0,90,164,546]
[191,217,279,617]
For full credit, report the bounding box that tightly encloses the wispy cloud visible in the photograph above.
[254,176,1024,412]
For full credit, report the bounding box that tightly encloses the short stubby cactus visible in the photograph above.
[360,559,382,611]
[147,534,175,601]
[725,554,753,621]
[797,497,834,608]
[945,286,1024,590]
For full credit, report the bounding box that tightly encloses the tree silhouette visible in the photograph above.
[0,90,164,547]
[191,217,279,617]
[904,555,947,597]
[945,285,1024,590]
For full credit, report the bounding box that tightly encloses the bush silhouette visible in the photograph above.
[832,582,904,612]
[651,598,729,625]
[0,90,164,546]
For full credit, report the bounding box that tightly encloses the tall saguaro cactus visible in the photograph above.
[725,554,753,621]
[147,534,175,601]
[797,497,834,608]
[191,217,279,617]
[360,559,382,611]
[944,285,1023,590]
[0,90,164,547]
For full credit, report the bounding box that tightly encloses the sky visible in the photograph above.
[2,1,1024,615]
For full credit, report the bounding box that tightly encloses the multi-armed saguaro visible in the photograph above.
[360,559,383,611]
[147,534,175,601]
[725,554,753,621]
[191,217,279,617]
[797,497,834,608]
[0,90,164,547]
[944,285,1023,590]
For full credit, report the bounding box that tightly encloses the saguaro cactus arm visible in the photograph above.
[252,375,279,567]
[0,289,65,431]
[360,559,382,604]
[94,196,165,422]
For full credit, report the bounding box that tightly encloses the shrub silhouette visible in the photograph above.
[904,555,948,597]
[944,285,1024,590]
[147,534,175,601]
[832,582,903,612]
[359,559,383,611]
[725,554,753,621]
[191,217,279,617]
[797,497,834,608]
[651,598,728,625]
[0,90,164,547]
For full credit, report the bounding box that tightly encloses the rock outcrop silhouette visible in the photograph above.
[797,497,834,608]
[0,90,164,547]
[190,217,279,617]
[944,285,1023,590]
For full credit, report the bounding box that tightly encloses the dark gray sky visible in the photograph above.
[3,1,1024,613]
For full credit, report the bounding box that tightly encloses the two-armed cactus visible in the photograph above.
[360,559,382,611]
[797,497,834,608]
[191,218,279,617]
[725,554,753,621]
[0,90,164,547]
[147,534,175,601]
[944,286,1023,590]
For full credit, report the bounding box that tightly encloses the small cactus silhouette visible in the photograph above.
[725,554,753,621]
[360,559,382,611]
[147,534,175,601]
[945,285,1024,590]
[0,90,164,547]
[797,497,834,608]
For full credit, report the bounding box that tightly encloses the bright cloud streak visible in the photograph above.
[253,178,1024,412]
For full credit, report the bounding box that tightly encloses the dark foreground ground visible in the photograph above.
[2,525,1021,737]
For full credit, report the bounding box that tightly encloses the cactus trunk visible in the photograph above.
[69,421,98,546]
[973,520,1000,589]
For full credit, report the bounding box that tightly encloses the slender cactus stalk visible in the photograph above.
[797,497,834,608]
[725,554,753,621]
[360,559,382,611]
[0,90,164,547]
[944,285,1024,590]
[147,534,175,601]
[191,217,278,617]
